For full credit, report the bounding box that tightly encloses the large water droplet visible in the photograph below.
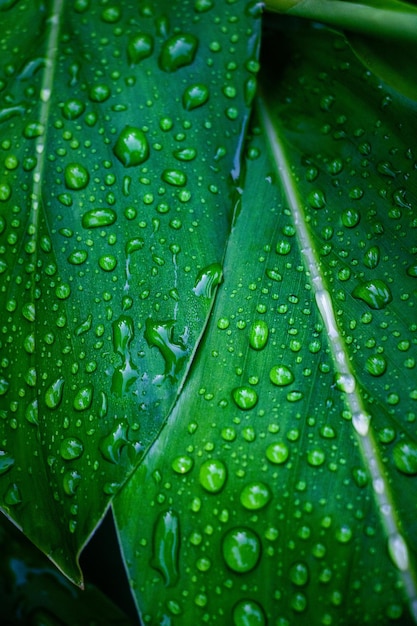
[393,440,417,475]
[269,364,294,386]
[352,280,392,310]
[249,320,268,350]
[222,527,261,573]
[232,386,258,410]
[127,33,154,64]
[240,482,271,510]
[113,126,149,167]
[151,509,180,587]
[199,459,227,493]
[144,319,187,381]
[59,437,84,460]
[45,377,65,409]
[159,33,198,72]
[73,385,93,411]
[99,420,129,464]
[112,315,138,396]
[64,163,89,190]
[183,83,209,110]
[233,599,266,626]
[0,451,14,476]
[82,208,117,229]
[193,263,222,298]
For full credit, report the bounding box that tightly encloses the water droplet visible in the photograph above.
[25,399,38,425]
[233,599,266,626]
[68,249,88,265]
[73,385,93,411]
[341,208,360,228]
[266,442,289,464]
[89,83,111,102]
[307,448,325,467]
[183,83,209,110]
[82,208,117,229]
[63,470,81,495]
[113,126,149,167]
[59,437,84,460]
[352,280,392,310]
[388,533,409,571]
[363,245,380,269]
[393,440,417,475]
[151,509,180,587]
[289,561,309,586]
[144,319,187,381]
[99,254,117,272]
[269,364,294,386]
[366,354,387,376]
[193,263,222,297]
[4,482,22,506]
[62,98,85,120]
[240,482,271,510]
[162,169,187,186]
[171,455,193,474]
[127,33,154,64]
[232,386,258,410]
[112,315,138,396]
[199,459,227,493]
[99,420,129,463]
[45,377,65,409]
[249,320,269,350]
[308,189,326,209]
[159,33,198,72]
[222,527,261,573]
[0,451,14,476]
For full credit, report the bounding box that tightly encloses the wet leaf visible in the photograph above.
[0,0,261,583]
[113,19,417,626]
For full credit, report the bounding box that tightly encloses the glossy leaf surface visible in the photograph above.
[113,20,417,626]
[0,0,261,583]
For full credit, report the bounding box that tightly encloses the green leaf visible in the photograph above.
[265,0,417,41]
[113,19,417,625]
[0,0,261,583]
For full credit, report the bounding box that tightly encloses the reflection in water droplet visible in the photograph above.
[183,83,209,110]
[269,364,294,386]
[222,527,261,573]
[127,33,154,64]
[151,509,180,587]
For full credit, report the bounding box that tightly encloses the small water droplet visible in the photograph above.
[171,455,193,474]
[249,320,269,351]
[0,451,14,476]
[233,599,266,626]
[112,315,138,396]
[73,385,93,411]
[266,442,289,464]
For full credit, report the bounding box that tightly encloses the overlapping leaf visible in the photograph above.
[0,0,261,582]
[113,19,417,625]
